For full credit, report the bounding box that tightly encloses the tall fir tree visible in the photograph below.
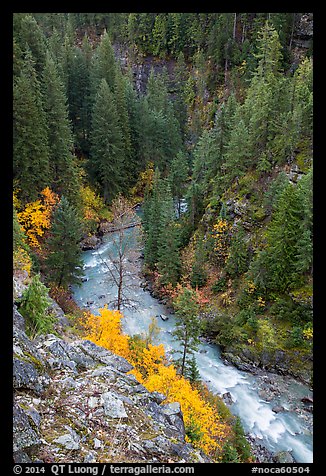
[157,180,181,286]
[42,52,81,206]
[90,78,125,203]
[45,197,84,288]
[172,287,202,376]
[13,49,50,203]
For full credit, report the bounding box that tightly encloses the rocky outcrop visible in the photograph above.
[13,307,211,464]
[80,235,102,251]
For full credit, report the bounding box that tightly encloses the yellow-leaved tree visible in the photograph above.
[17,187,59,249]
[83,307,130,359]
[83,306,230,459]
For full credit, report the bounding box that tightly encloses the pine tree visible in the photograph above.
[173,51,188,135]
[295,170,313,274]
[157,181,181,286]
[114,69,133,183]
[16,14,47,75]
[19,274,52,337]
[225,225,250,278]
[45,197,84,288]
[185,354,201,383]
[143,169,163,268]
[172,287,202,376]
[90,30,117,95]
[42,52,81,206]
[152,14,168,57]
[13,49,50,203]
[90,78,125,203]
[169,151,189,217]
[249,183,303,293]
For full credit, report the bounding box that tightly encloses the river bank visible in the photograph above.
[71,225,313,463]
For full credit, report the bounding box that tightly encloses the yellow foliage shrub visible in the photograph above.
[17,188,59,249]
[83,307,229,459]
[143,363,228,455]
[83,307,130,360]
[212,219,231,263]
[13,247,32,275]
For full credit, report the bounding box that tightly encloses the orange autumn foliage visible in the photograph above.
[83,307,130,359]
[83,306,229,458]
[17,188,59,249]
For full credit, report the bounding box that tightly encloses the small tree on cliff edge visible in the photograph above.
[172,286,202,377]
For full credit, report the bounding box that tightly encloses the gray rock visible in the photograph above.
[222,391,234,406]
[74,340,133,372]
[93,438,103,449]
[26,407,42,428]
[47,298,69,326]
[161,403,185,438]
[101,392,128,418]
[272,405,285,414]
[13,403,41,453]
[13,357,44,395]
[13,305,25,331]
[53,427,80,450]
[151,391,166,404]
[80,235,101,251]
[13,450,32,463]
[274,451,295,463]
[84,451,98,463]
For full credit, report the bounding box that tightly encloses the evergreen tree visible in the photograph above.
[13,50,50,203]
[42,52,81,206]
[249,183,303,293]
[90,30,117,95]
[157,181,181,286]
[169,151,189,217]
[143,169,163,268]
[16,14,47,75]
[173,51,188,135]
[295,170,313,274]
[224,116,253,184]
[90,78,125,203]
[152,13,168,57]
[45,197,84,288]
[114,69,133,183]
[185,354,201,383]
[225,225,250,278]
[19,274,52,337]
[172,287,202,376]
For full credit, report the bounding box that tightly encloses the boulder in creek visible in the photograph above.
[80,235,101,251]
[274,451,295,463]
[301,396,313,404]
[222,391,234,406]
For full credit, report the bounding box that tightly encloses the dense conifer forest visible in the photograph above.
[13,12,313,463]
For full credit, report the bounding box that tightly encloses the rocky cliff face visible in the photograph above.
[13,305,211,464]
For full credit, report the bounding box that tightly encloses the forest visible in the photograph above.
[13,13,313,463]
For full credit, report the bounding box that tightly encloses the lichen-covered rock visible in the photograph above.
[13,403,41,455]
[53,426,81,450]
[13,305,25,331]
[274,451,295,463]
[101,391,128,418]
[14,321,211,464]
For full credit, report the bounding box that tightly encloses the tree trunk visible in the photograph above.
[181,332,188,376]
[233,13,237,40]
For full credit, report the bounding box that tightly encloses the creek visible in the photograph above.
[71,221,313,463]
